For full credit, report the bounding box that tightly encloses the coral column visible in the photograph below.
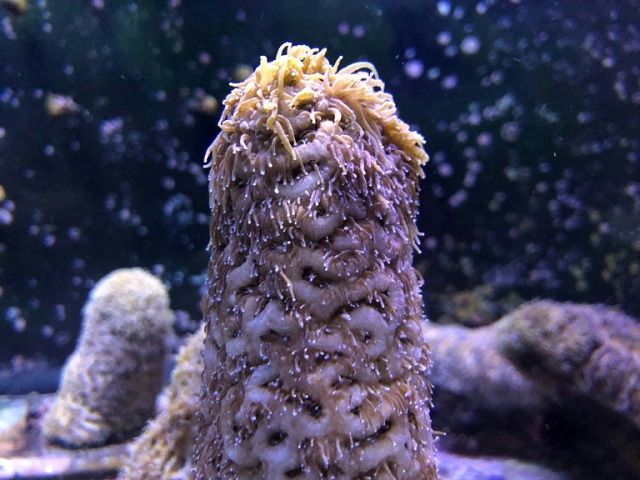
[43,268,175,448]
[194,44,437,479]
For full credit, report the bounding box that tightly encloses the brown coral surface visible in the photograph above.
[497,300,640,430]
[423,322,544,414]
[118,326,205,480]
[194,44,437,479]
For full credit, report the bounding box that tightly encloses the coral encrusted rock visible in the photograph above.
[497,300,640,430]
[193,43,437,479]
[422,323,545,415]
[42,268,175,448]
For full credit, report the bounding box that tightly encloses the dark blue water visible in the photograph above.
[0,0,638,366]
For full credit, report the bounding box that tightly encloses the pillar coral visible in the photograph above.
[194,43,437,479]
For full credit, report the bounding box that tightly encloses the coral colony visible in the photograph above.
[497,301,640,430]
[193,44,438,479]
[42,268,174,448]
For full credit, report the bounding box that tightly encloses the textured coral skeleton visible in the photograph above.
[193,43,438,479]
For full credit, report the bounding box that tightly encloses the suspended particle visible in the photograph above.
[45,93,79,116]
[441,74,459,90]
[232,64,253,82]
[436,1,451,16]
[0,0,28,16]
[404,59,424,79]
[352,24,366,38]
[500,121,521,142]
[460,35,481,55]
[436,31,452,46]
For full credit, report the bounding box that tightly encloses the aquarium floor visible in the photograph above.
[0,395,125,480]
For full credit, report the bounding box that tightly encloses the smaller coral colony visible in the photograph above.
[43,44,439,479]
